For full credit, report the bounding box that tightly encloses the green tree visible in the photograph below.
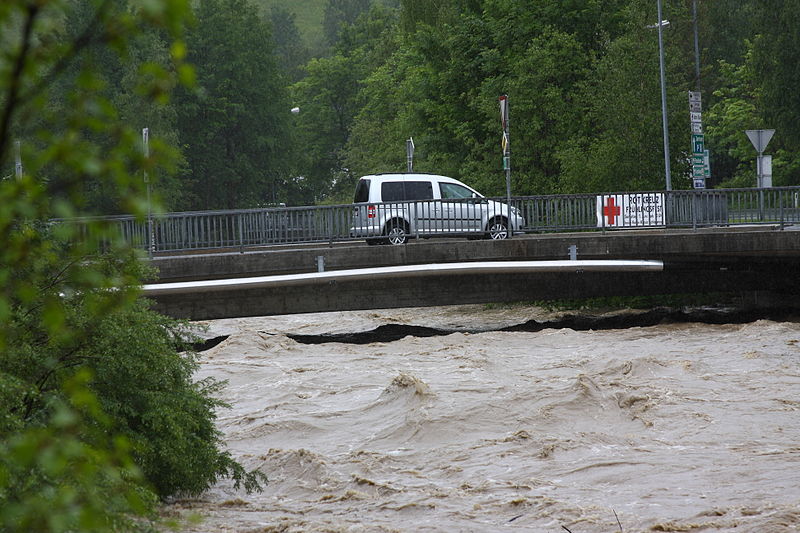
[175,0,292,209]
[291,4,399,203]
[557,0,693,193]
[297,0,796,196]
[750,0,800,184]
[25,0,188,215]
[1,0,263,529]
[323,0,372,46]
[270,6,310,83]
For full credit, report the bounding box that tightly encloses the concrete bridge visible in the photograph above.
[143,225,800,320]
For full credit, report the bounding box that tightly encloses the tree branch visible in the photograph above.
[0,2,39,167]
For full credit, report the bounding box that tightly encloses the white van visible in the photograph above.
[350,173,524,245]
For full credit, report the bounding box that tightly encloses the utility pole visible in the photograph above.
[143,127,154,258]
[499,94,512,235]
[406,137,414,172]
[14,141,22,179]
[656,0,672,191]
[692,0,701,88]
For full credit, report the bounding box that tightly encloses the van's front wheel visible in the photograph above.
[486,217,509,240]
[385,220,410,245]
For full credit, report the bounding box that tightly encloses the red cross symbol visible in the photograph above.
[603,197,621,225]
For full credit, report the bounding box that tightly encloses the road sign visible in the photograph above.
[688,91,701,103]
[690,112,702,123]
[499,95,508,131]
[745,129,774,153]
[692,134,704,154]
[693,178,706,189]
[596,193,665,228]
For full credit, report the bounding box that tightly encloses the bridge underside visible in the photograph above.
[147,257,800,320]
[143,228,800,320]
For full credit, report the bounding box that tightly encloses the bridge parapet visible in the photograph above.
[57,187,800,255]
[151,226,800,283]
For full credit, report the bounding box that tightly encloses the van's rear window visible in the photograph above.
[382,181,433,202]
[353,179,370,203]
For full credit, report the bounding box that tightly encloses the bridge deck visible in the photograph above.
[143,227,800,319]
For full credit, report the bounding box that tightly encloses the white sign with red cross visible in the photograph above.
[596,193,665,228]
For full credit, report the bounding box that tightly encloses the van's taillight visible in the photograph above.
[367,205,376,218]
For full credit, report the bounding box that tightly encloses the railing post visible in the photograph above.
[601,194,606,233]
[238,212,244,252]
[328,208,334,246]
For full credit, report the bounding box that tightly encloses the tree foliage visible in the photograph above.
[269,6,310,83]
[1,1,264,530]
[175,0,292,209]
[288,0,800,202]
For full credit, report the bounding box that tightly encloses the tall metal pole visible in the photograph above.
[692,0,701,88]
[501,95,512,237]
[14,140,22,179]
[143,128,153,258]
[406,137,414,172]
[656,0,672,191]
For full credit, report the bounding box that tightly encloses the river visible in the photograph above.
[167,304,800,532]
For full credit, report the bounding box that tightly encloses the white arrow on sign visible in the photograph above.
[745,129,775,153]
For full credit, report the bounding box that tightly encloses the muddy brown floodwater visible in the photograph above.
[166,305,800,532]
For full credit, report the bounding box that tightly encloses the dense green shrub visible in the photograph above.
[1,0,264,530]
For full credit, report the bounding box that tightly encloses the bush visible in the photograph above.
[84,298,265,497]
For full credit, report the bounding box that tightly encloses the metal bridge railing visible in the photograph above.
[56,187,800,253]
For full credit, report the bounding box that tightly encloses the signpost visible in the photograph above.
[689,91,708,188]
[406,137,415,172]
[499,94,512,236]
[14,141,22,179]
[746,129,775,221]
[745,129,775,188]
[143,127,154,257]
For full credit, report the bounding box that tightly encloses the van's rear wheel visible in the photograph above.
[385,220,409,245]
[486,217,509,240]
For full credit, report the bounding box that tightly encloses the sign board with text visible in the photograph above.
[689,92,709,189]
[596,193,665,228]
[692,134,704,154]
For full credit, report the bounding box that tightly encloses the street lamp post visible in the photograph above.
[656,0,672,191]
[692,0,701,87]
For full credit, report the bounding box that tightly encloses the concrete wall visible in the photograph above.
[146,227,800,319]
[150,227,800,282]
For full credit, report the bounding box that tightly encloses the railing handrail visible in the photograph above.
[53,186,800,253]
[55,185,800,221]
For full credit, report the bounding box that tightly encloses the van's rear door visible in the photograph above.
[351,178,377,237]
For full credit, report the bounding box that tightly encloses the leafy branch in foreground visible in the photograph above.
[1,0,266,530]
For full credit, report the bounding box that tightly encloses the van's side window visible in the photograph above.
[382,181,433,202]
[354,179,370,203]
[405,181,434,200]
[440,182,475,200]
